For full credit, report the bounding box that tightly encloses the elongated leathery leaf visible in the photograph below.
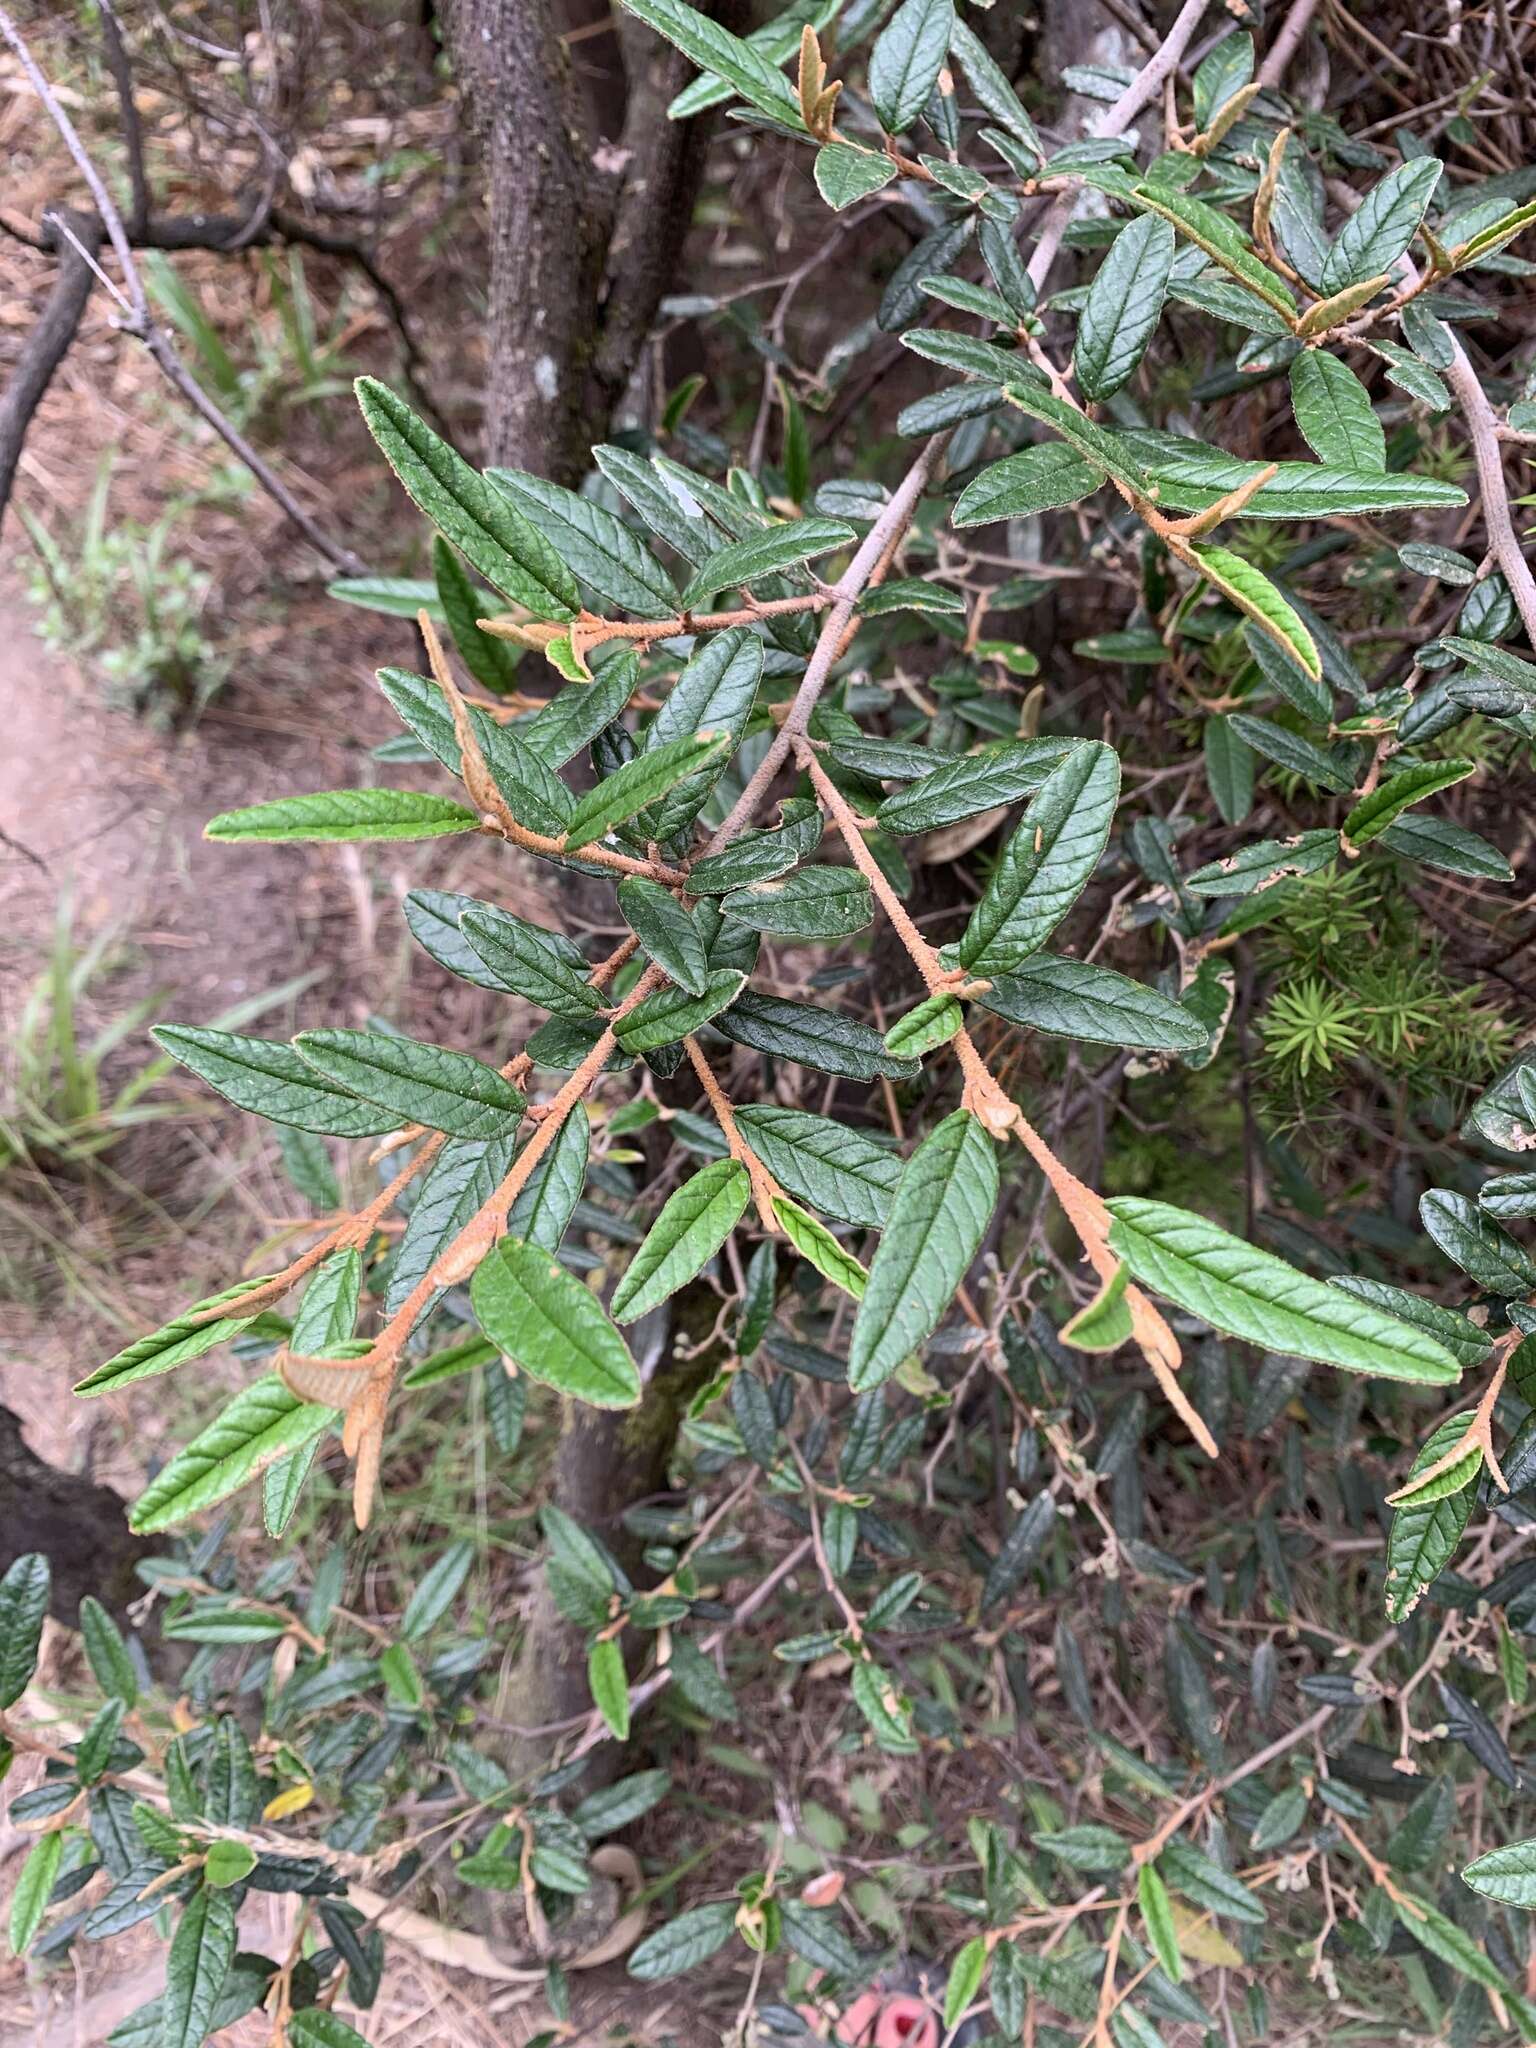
[680,518,854,607]
[471,1239,640,1405]
[979,958,1207,1051]
[622,0,805,128]
[205,789,479,844]
[1188,545,1321,680]
[715,992,919,1081]
[958,741,1120,973]
[155,1026,397,1137]
[617,877,710,995]
[774,1197,867,1298]
[849,1111,999,1391]
[868,0,954,136]
[460,904,601,1016]
[357,378,577,618]
[952,444,1104,527]
[294,1029,525,1140]
[614,969,746,1053]
[721,866,873,938]
[1289,350,1385,471]
[877,740,1080,835]
[1120,437,1466,520]
[613,1161,751,1322]
[76,1279,274,1397]
[1076,214,1175,401]
[1321,158,1443,291]
[130,1377,339,1532]
[1343,759,1475,846]
[162,1886,240,2048]
[488,468,678,617]
[641,627,762,839]
[0,1554,50,1709]
[733,1106,902,1226]
[387,1134,519,1315]
[1463,1838,1536,1909]
[564,732,730,848]
[1387,1446,1480,1608]
[1105,1199,1460,1383]
[509,1103,590,1252]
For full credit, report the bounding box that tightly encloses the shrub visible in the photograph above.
[8,4,1536,2041]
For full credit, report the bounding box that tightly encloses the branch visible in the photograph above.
[97,0,149,237]
[0,6,366,574]
[0,209,101,528]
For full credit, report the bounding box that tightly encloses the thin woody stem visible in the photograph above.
[801,739,1211,1458]
[683,1034,782,1229]
[704,433,948,854]
[418,610,690,886]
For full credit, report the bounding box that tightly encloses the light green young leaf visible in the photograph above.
[1104,1198,1461,1383]
[1188,545,1322,680]
[945,1937,988,2031]
[8,1833,62,1956]
[611,1160,751,1323]
[849,1111,999,1391]
[75,1278,275,1397]
[884,993,963,1060]
[814,144,897,210]
[470,1239,641,1406]
[773,1196,868,1299]
[356,378,577,619]
[589,1637,631,1741]
[958,741,1120,973]
[294,1029,525,1140]
[205,789,479,845]
[130,1377,339,1532]
[1342,758,1476,845]
[1137,1861,1183,1985]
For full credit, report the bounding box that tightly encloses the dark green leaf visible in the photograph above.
[849,1111,999,1391]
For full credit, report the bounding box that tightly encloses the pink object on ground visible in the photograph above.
[801,1987,941,2048]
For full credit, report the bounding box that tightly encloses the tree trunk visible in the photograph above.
[443,0,739,479]
[439,1,745,1792]
[0,1404,154,1627]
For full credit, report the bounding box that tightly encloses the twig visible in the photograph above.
[0,6,366,574]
